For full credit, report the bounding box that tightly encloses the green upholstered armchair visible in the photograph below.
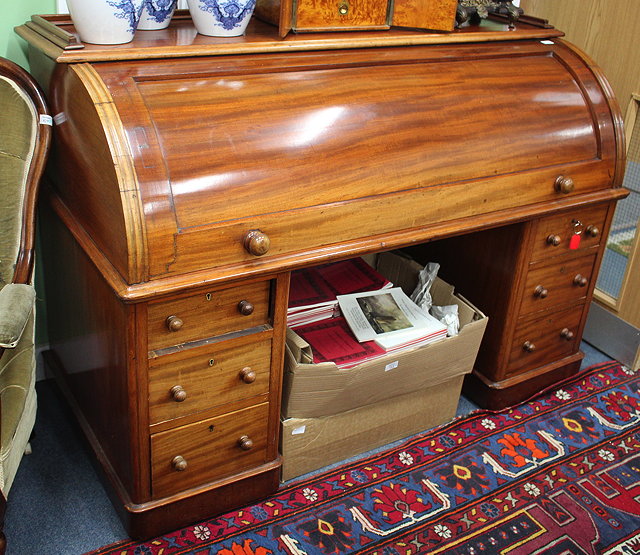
[0,58,51,554]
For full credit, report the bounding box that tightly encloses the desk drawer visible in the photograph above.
[148,333,272,425]
[148,281,271,351]
[151,402,270,498]
[294,0,390,30]
[520,254,596,316]
[507,304,584,375]
[530,205,607,263]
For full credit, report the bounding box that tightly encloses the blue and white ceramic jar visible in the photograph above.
[138,0,178,30]
[187,0,257,37]
[67,0,145,44]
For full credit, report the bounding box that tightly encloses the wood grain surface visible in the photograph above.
[528,204,607,263]
[519,254,597,316]
[393,0,456,31]
[147,280,271,351]
[48,37,621,284]
[295,0,389,30]
[148,332,272,425]
[508,304,584,374]
[150,402,270,497]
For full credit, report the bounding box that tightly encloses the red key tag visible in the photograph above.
[569,233,581,249]
[570,220,582,250]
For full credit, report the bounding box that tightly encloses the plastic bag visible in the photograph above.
[430,304,459,337]
[410,262,440,311]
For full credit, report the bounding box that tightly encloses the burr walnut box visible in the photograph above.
[254,0,457,37]
[16,13,627,540]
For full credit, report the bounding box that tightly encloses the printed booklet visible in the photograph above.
[337,287,447,351]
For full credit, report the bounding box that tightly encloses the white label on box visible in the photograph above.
[39,114,53,126]
[385,360,399,372]
[292,425,306,435]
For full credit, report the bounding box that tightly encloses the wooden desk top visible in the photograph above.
[16,11,563,63]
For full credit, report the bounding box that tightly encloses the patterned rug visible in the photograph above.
[89,361,640,554]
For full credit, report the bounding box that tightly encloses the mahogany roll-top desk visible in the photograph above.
[17,12,628,538]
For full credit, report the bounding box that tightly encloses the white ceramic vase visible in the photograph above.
[187,0,257,37]
[67,0,145,44]
[138,0,178,30]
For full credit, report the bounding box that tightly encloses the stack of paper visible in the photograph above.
[373,326,448,352]
[287,258,392,328]
[289,259,449,368]
[292,317,388,369]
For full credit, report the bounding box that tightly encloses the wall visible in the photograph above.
[520,0,640,114]
[3,1,56,68]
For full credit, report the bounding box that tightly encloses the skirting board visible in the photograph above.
[583,302,640,371]
[35,343,51,381]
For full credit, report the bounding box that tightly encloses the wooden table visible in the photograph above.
[17,12,628,539]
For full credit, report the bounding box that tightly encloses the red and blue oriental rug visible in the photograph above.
[89,361,640,554]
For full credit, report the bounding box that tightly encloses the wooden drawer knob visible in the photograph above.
[170,385,187,402]
[238,435,254,451]
[238,300,254,315]
[546,234,561,246]
[573,274,588,287]
[534,285,548,298]
[554,175,574,194]
[523,341,536,352]
[172,455,188,471]
[166,315,183,332]
[586,225,599,237]
[243,229,270,256]
[338,1,349,15]
[239,367,256,383]
[560,328,575,340]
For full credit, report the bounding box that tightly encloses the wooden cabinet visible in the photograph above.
[18,14,627,540]
[409,204,615,408]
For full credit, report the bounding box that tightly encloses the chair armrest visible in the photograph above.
[0,284,36,348]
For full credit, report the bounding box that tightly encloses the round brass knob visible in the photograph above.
[170,385,187,402]
[338,1,349,14]
[243,229,270,257]
[238,435,254,451]
[534,285,548,298]
[560,328,574,340]
[166,315,183,332]
[172,455,188,471]
[586,225,599,238]
[573,274,588,287]
[238,300,254,316]
[547,234,561,246]
[554,175,574,194]
[523,341,536,352]
[239,367,256,383]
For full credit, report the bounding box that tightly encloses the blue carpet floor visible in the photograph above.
[4,342,613,554]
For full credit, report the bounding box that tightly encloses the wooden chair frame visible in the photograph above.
[0,57,51,555]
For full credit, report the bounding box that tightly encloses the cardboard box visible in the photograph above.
[282,252,488,419]
[280,375,464,482]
